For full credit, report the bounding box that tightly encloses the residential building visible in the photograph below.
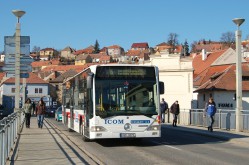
[147,50,193,124]
[155,42,172,52]
[89,53,110,63]
[107,45,125,60]
[74,46,94,56]
[122,49,150,63]
[39,48,58,60]
[60,46,76,60]
[193,48,249,110]
[131,42,149,51]
[154,42,183,55]
[191,40,233,53]
[49,69,78,105]
[194,64,249,110]
[75,54,92,65]
[0,72,50,114]
[31,59,61,72]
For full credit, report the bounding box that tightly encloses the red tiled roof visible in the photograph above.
[126,50,141,56]
[100,55,111,61]
[40,48,55,51]
[194,65,231,87]
[131,42,149,48]
[31,59,60,67]
[192,50,226,77]
[108,45,120,49]
[195,63,249,92]
[74,46,94,55]
[3,72,48,84]
[41,64,92,73]
[156,42,170,46]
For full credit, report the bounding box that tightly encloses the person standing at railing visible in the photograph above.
[205,97,217,132]
[36,98,46,129]
[170,100,180,127]
[23,98,32,128]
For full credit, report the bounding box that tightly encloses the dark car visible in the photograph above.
[45,107,56,117]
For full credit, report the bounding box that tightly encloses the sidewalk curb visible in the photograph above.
[163,124,242,141]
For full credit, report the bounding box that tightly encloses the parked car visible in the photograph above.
[46,107,56,117]
[55,106,62,121]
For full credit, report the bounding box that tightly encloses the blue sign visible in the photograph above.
[131,120,150,124]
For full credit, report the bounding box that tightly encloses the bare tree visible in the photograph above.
[32,46,40,53]
[167,33,179,53]
[220,31,235,47]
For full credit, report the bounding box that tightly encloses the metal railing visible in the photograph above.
[188,109,249,131]
[163,109,249,131]
[0,111,25,165]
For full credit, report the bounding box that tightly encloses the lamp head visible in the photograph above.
[12,10,25,18]
[232,18,245,27]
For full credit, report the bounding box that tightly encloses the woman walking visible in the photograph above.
[36,98,46,129]
[23,98,32,128]
[170,100,180,127]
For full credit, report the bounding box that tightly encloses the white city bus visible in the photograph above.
[62,64,164,141]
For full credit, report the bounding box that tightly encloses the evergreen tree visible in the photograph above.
[183,40,189,56]
[93,40,100,53]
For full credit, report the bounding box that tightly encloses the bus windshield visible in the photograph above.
[95,66,158,118]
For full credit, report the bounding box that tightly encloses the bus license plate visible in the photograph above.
[120,133,136,138]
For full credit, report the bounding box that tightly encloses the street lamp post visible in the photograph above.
[232,18,245,132]
[13,10,25,133]
[12,10,25,111]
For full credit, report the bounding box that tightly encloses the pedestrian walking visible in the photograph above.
[32,101,36,115]
[170,100,180,127]
[23,98,32,128]
[205,97,216,132]
[160,98,168,123]
[36,98,46,129]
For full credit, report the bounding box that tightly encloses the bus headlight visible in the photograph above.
[147,125,160,131]
[90,126,107,132]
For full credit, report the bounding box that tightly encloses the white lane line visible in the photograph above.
[152,141,182,151]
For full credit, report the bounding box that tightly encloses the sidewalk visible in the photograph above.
[7,116,97,165]
[163,123,249,145]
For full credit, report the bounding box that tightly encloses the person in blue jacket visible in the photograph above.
[205,97,217,132]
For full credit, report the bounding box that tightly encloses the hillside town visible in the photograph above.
[1,38,249,118]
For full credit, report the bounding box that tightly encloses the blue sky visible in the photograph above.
[0,0,249,52]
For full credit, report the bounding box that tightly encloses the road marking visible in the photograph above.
[152,141,182,151]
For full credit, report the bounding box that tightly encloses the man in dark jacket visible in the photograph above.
[170,100,180,127]
[160,98,168,123]
[205,97,216,132]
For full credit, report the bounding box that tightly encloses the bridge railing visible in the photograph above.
[188,109,249,131]
[0,111,25,165]
[164,109,249,131]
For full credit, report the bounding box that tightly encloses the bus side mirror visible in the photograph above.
[159,81,164,94]
[87,73,94,89]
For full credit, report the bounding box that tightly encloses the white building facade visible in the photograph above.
[145,50,193,124]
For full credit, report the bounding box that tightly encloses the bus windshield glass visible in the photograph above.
[95,66,158,118]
